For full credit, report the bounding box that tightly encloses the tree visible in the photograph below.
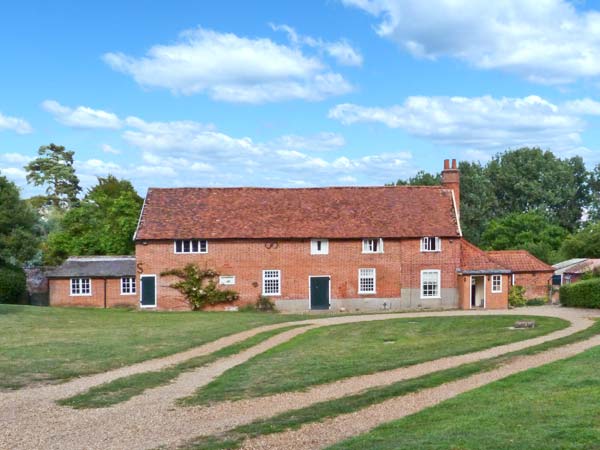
[458,161,497,245]
[44,175,143,264]
[560,221,600,259]
[480,211,568,263]
[0,173,40,265]
[25,143,81,209]
[389,170,441,186]
[486,148,589,232]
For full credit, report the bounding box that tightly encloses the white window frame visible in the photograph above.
[310,239,329,255]
[421,270,441,299]
[421,237,441,252]
[174,239,208,254]
[492,275,502,293]
[70,277,92,296]
[219,275,236,286]
[362,238,384,254]
[120,276,136,295]
[262,270,281,296]
[358,268,377,294]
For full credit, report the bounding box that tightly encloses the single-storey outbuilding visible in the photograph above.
[46,256,137,308]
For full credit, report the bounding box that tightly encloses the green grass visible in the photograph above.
[180,319,600,450]
[329,333,600,449]
[58,325,305,409]
[180,315,568,406]
[0,304,316,390]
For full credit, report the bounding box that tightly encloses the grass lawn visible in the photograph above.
[0,304,314,390]
[181,315,568,405]
[58,325,305,409]
[179,320,600,450]
[329,342,600,450]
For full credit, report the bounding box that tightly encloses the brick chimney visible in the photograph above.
[441,159,460,217]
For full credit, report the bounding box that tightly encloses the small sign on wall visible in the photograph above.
[219,275,236,285]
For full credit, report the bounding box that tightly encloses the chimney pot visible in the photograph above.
[444,159,450,170]
[452,159,457,169]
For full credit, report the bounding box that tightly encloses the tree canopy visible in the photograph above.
[0,173,40,265]
[44,175,143,265]
[25,143,81,209]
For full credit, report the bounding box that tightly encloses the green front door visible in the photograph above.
[310,276,330,310]
[140,275,156,307]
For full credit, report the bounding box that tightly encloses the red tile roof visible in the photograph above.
[460,240,510,273]
[135,186,461,240]
[486,250,554,273]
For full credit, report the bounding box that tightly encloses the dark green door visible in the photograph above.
[310,276,330,310]
[141,275,156,307]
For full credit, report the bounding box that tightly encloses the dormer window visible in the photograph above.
[174,239,208,254]
[362,238,384,254]
[421,237,441,252]
[310,239,329,255]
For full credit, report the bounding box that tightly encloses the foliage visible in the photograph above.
[486,148,589,232]
[43,175,143,264]
[525,297,547,306]
[560,278,600,308]
[581,267,600,281]
[161,264,239,310]
[481,211,568,263]
[0,173,41,265]
[508,285,527,307]
[0,264,27,304]
[25,143,81,209]
[389,170,441,186]
[255,295,276,312]
[560,221,600,259]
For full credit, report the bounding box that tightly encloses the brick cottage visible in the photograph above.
[48,159,552,311]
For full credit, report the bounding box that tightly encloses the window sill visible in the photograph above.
[174,252,208,255]
[70,293,92,297]
[120,292,137,296]
[262,293,281,297]
[420,250,441,253]
[420,296,441,300]
[361,251,384,255]
[358,291,377,295]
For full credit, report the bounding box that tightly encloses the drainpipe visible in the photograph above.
[103,278,107,309]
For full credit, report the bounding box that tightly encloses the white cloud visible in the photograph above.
[104,27,353,103]
[1,152,31,164]
[342,0,600,84]
[101,144,121,154]
[563,98,600,115]
[270,132,345,152]
[329,95,598,151]
[0,112,32,134]
[42,100,121,129]
[270,23,363,66]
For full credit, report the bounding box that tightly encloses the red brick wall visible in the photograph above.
[513,273,552,299]
[135,237,463,310]
[457,274,509,310]
[49,278,138,308]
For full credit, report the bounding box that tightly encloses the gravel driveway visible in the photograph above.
[1,306,598,450]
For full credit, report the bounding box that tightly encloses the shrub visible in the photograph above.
[161,264,239,311]
[560,278,600,308]
[255,295,276,312]
[508,285,527,307]
[0,264,27,304]
[526,297,547,306]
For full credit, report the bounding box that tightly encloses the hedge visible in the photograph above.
[0,264,27,304]
[559,278,600,308]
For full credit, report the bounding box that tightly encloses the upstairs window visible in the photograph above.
[310,239,329,255]
[121,276,136,295]
[421,270,441,298]
[421,237,441,252]
[362,238,384,254]
[174,239,208,254]
[492,275,502,293]
[70,278,91,296]
[262,270,281,296]
[358,268,376,294]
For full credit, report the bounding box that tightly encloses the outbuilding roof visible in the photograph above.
[46,256,136,278]
[134,186,461,241]
[460,241,511,274]
[486,250,554,273]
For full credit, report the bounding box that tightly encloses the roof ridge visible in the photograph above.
[146,185,446,191]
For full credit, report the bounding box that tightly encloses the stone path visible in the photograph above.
[1,306,598,450]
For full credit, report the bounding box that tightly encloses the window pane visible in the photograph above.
[175,240,182,253]
[183,240,190,252]
[200,240,207,252]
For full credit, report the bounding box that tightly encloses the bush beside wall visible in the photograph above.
[560,278,600,308]
[0,264,27,304]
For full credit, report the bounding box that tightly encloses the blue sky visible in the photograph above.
[3,0,600,197]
